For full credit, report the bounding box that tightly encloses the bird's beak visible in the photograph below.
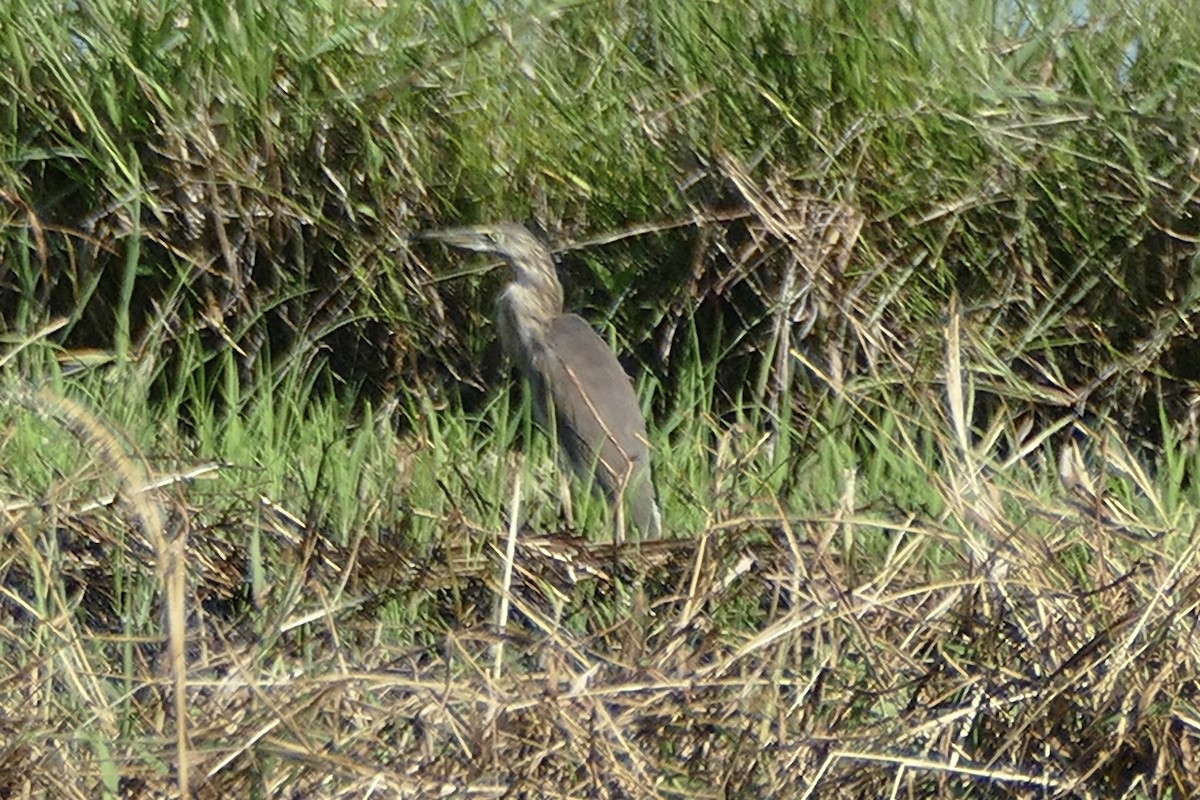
[416,226,492,253]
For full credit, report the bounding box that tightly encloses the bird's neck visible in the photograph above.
[496,281,559,366]
[495,249,564,369]
[517,256,564,313]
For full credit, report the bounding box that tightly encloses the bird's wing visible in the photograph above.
[541,314,651,480]
[541,314,661,537]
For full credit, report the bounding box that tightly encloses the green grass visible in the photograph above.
[4,0,1200,797]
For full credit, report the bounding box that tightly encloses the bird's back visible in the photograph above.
[537,314,660,538]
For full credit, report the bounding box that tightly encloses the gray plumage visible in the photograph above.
[422,223,661,539]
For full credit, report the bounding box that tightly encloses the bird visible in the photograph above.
[421,223,662,541]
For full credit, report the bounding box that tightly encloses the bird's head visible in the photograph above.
[420,222,538,258]
[421,223,559,290]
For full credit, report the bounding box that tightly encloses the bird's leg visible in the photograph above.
[558,468,574,530]
[613,493,626,545]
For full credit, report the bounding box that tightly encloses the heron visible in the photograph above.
[422,223,662,540]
